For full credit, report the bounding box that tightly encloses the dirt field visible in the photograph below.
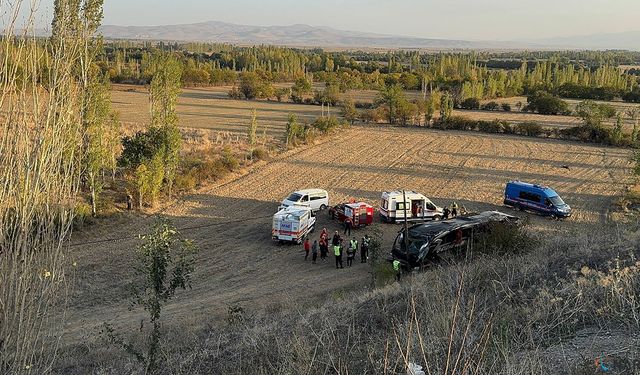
[63,126,634,352]
[112,84,323,140]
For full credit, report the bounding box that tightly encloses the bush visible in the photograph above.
[251,147,269,161]
[436,116,477,131]
[501,103,512,112]
[559,125,614,144]
[526,91,570,115]
[221,147,239,171]
[227,86,244,100]
[311,116,346,133]
[477,120,504,133]
[460,97,481,110]
[73,202,94,230]
[481,101,500,111]
[515,121,543,137]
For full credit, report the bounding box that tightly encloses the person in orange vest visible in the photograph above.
[303,238,310,261]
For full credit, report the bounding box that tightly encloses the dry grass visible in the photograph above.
[60,225,640,374]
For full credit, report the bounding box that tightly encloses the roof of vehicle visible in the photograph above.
[382,191,428,199]
[405,211,518,241]
[274,205,313,219]
[290,188,328,196]
[506,181,558,196]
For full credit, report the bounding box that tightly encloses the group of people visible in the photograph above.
[442,201,465,220]
[303,228,371,269]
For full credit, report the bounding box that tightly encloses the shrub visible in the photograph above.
[227,86,244,100]
[501,103,512,111]
[502,122,515,134]
[311,116,346,133]
[559,125,613,144]
[477,120,504,133]
[221,147,239,171]
[73,202,94,230]
[526,91,570,115]
[515,121,543,137]
[481,101,500,111]
[251,147,269,161]
[460,97,481,110]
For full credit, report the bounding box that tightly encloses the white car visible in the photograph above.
[280,189,328,212]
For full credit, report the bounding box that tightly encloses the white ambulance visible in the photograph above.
[272,206,316,244]
[379,191,443,223]
[280,189,329,212]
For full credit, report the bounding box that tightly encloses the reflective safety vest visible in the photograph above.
[350,240,358,250]
[334,245,341,256]
[393,260,401,271]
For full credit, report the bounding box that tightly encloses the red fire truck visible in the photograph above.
[329,202,374,228]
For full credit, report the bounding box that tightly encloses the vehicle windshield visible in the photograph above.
[286,193,302,202]
[548,195,565,206]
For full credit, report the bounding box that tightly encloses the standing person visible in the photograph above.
[334,240,343,269]
[344,216,353,236]
[311,240,319,264]
[451,202,459,217]
[126,193,133,210]
[332,231,341,247]
[319,228,328,261]
[442,206,450,220]
[393,258,401,282]
[361,234,370,263]
[303,238,310,261]
[347,237,357,267]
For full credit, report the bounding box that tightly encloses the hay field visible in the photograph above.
[111,84,323,139]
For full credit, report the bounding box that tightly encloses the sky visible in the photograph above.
[9,0,640,41]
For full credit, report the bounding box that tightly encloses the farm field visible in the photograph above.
[111,84,323,139]
[112,84,640,143]
[63,126,633,354]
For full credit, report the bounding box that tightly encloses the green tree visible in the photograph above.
[239,71,261,99]
[376,84,406,124]
[291,76,313,103]
[526,91,569,115]
[575,100,616,128]
[105,219,197,374]
[627,108,639,144]
[440,92,454,122]
[150,54,182,196]
[341,98,359,125]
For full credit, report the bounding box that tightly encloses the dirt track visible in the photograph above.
[64,126,634,347]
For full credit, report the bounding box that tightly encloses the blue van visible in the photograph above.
[504,181,571,218]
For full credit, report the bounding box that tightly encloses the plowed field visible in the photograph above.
[64,126,633,347]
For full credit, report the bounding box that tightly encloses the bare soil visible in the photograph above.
[63,125,634,349]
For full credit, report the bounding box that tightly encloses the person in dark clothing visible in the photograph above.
[442,206,450,220]
[126,194,133,210]
[361,234,370,263]
[334,241,343,269]
[451,202,459,217]
[303,238,310,261]
[311,240,318,264]
[346,237,357,267]
[332,231,341,247]
[344,216,353,236]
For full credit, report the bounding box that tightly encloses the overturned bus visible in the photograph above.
[389,211,519,269]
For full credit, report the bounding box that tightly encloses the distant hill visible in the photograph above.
[97,20,524,50]
[530,31,640,51]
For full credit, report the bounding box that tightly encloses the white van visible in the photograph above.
[280,189,329,212]
[272,206,316,244]
[379,191,442,223]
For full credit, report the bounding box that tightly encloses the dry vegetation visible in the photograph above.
[58,125,637,372]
